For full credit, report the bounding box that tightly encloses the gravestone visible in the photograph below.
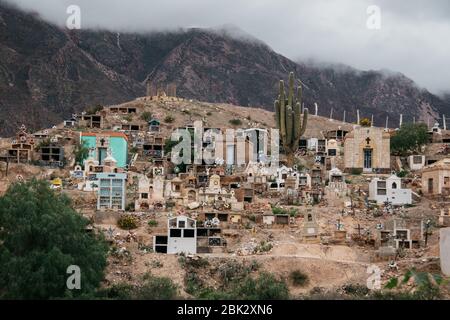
[208,174,221,193]
[303,209,319,242]
[440,228,450,276]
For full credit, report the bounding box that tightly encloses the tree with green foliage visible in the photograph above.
[274,72,308,166]
[0,180,108,299]
[164,137,181,155]
[74,140,90,166]
[391,123,429,156]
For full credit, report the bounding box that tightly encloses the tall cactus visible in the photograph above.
[274,72,308,166]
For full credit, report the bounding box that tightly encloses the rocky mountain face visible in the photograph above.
[0,1,448,136]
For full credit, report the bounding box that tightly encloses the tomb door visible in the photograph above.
[363,148,372,169]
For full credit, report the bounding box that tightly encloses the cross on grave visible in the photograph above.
[336,219,344,231]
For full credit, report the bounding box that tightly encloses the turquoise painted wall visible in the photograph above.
[81,135,128,168]
[110,137,128,168]
[81,136,96,159]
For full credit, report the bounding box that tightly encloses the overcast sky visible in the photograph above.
[5,0,450,94]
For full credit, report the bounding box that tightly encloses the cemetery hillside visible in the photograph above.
[1,0,450,303]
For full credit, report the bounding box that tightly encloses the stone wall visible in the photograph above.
[344,127,390,172]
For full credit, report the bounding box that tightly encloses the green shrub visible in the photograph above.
[351,168,363,175]
[378,268,443,300]
[98,275,178,300]
[288,208,298,217]
[179,255,209,271]
[248,260,261,272]
[140,111,152,122]
[385,277,399,289]
[371,286,441,300]
[164,115,175,123]
[177,254,187,268]
[218,260,249,285]
[135,274,178,300]
[272,206,286,215]
[342,283,369,296]
[125,203,135,212]
[185,271,204,295]
[232,273,289,300]
[257,241,273,252]
[229,119,242,126]
[272,206,297,216]
[148,220,158,227]
[397,170,408,178]
[197,288,234,300]
[117,215,139,230]
[290,270,309,287]
[96,283,134,300]
[165,200,176,209]
[164,137,181,154]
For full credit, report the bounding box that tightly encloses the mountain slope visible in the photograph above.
[0,1,448,136]
[0,2,143,136]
